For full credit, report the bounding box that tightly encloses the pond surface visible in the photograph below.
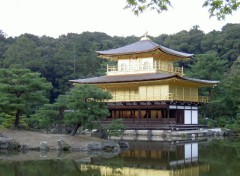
[0,138,240,176]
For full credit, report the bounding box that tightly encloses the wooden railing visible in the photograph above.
[107,63,183,76]
[92,119,207,130]
[93,119,177,130]
[106,93,209,103]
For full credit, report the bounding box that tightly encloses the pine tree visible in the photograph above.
[64,85,112,136]
[0,68,52,129]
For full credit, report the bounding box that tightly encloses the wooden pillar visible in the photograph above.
[110,110,113,118]
[167,108,170,119]
[140,109,142,119]
[114,110,117,118]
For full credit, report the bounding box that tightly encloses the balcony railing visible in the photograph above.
[106,93,209,103]
[107,63,184,76]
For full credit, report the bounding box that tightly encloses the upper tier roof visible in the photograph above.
[96,39,193,58]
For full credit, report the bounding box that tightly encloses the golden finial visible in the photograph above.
[140,31,150,41]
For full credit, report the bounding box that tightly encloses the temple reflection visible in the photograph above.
[79,141,209,176]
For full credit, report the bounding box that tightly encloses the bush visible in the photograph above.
[104,119,125,138]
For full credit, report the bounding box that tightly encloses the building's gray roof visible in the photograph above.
[70,73,219,85]
[96,40,193,58]
[182,77,220,84]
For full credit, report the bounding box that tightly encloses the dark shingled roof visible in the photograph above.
[96,40,193,58]
[70,73,219,85]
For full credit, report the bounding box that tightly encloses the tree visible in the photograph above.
[64,85,112,136]
[33,94,68,133]
[0,30,8,62]
[186,52,228,81]
[0,68,52,129]
[3,35,43,72]
[186,52,228,120]
[104,119,126,138]
[223,56,240,118]
[214,23,240,63]
[31,103,58,132]
[125,0,240,20]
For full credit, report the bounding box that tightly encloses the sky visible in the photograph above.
[0,0,240,38]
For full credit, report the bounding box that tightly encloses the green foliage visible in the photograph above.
[0,24,240,130]
[32,104,58,130]
[65,85,112,127]
[0,113,15,128]
[104,119,126,138]
[32,94,68,132]
[203,0,240,20]
[3,35,43,72]
[0,68,52,128]
[164,26,204,54]
[219,56,240,119]
[125,0,171,15]
[215,23,240,63]
[0,113,28,129]
[125,0,240,20]
[186,52,228,80]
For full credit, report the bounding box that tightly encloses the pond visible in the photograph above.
[0,138,240,176]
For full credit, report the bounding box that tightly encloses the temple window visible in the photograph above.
[143,61,150,70]
[121,63,127,71]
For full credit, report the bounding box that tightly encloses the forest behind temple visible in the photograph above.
[0,23,240,129]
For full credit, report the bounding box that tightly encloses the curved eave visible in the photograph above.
[70,73,177,85]
[159,45,193,59]
[97,47,158,58]
[70,73,218,87]
[96,40,193,60]
[180,77,219,87]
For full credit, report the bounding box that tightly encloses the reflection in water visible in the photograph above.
[80,141,209,176]
[0,160,82,176]
[1,139,240,176]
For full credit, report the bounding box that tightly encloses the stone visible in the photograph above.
[118,141,129,150]
[224,129,234,136]
[39,141,49,151]
[87,142,102,150]
[101,140,120,152]
[56,139,70,151]
[91,129,107,139]
[0,137,20,150]
[19,144,29,151]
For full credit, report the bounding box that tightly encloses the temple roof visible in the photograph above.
[70,73,219,86]
[96,39,193,58]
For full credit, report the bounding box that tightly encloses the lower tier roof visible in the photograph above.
[70,73,219,86]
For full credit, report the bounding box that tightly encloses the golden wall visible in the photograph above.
[101,81,202,102]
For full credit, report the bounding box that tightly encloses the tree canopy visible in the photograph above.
[0,23,240,130]
[0,68,52,128]
[65,85,112,136]
[125,0,240,20]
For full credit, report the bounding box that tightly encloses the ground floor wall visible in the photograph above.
[107,103,199,125]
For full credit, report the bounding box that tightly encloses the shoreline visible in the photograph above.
[0,129,103,151]
[0,128,237,162]
[0,127,235,152]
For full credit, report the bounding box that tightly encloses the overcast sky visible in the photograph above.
[1,0,240,38]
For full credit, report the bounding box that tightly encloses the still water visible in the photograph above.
[0,138,240,176]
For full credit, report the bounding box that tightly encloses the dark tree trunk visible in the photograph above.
[70,122,81,136]
[14,109,21,129]
[57,107,64,134]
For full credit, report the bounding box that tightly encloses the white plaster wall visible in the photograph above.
[185,143,198,159]
[139,57,153,69]
[184,110,191,124]
[118,59,130,71]
[192,143,198,158]
[184,144,192,158]
[192,111,198,124]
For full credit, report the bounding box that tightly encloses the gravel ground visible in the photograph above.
[0,129,102,149]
